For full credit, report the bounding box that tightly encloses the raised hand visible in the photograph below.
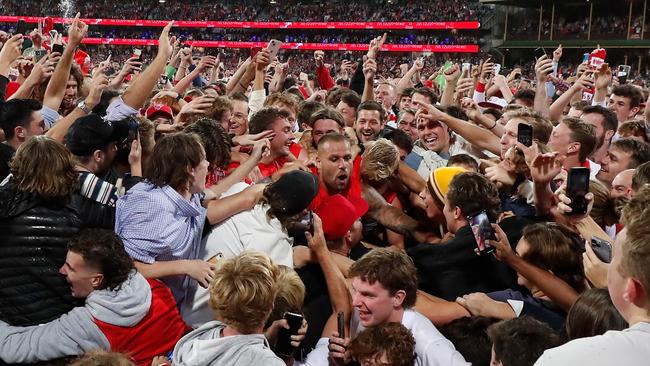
[535,55,554,83]
[158,21,175,59]
[67,13,88,48]
[0,34,23,71]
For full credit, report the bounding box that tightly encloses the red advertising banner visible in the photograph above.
[70,38,479,52]
[0,16,480,30]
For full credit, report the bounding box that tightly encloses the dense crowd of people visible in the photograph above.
[2,8,650,366]
[2,0,488,22]
[73,28,478,46]
[509,15,641,40]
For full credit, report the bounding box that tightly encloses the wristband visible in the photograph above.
[476,82,486,93]
[488,120,498,130]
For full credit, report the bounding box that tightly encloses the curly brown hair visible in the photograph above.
[67,229,135,292]
[348,323,415,366]
[184,118,232,169]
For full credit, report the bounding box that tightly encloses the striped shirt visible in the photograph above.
[115,181,207,312]
[79,172,118,207]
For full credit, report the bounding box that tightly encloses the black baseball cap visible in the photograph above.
[64,114,130,156]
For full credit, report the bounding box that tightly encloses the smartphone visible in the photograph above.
[534,47,547,60]
[132,48,142,62]
[337,311,345,339]
[517,123,534,147]
[52,43,64,54]
[298,210,314,234]
[469,211,496,255]
[493,63,501,76]
[582,53,590,64]
[126,118,139,148]
[34,49,47,62]
[461,62,471,75]
[267,39,282,60]
[591,236,612,263]
[566,167,590,216]
[617,65,631,84]
[274,312,304,358]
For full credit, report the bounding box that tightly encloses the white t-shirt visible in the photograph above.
[298,309,469,366]
[535,322,650,366]
[182,182,294,326]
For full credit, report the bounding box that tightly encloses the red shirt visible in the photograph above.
[94,279,190,366]
[227,143,302,183]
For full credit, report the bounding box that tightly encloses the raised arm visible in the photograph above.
[490,224,579,312]
[121,22,174,110]
[420,102,501,155]
[306,214,352,337]
[533,55,554,118]
[42,14,87,111]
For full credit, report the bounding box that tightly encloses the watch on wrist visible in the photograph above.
[77,100,91,114]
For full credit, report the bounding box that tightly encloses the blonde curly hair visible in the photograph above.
[360,138,400,182]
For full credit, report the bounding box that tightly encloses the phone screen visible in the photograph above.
[337,311,345,338]
[52,43,64,54]
[517,123,533,147]
[274,312,303,357]
[469,211,496,255]
[566,167,590,215]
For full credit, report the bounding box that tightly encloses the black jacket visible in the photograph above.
[0,182,115,326]
[407,216,531,301]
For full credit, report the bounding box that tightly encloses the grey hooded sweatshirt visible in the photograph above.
[173,320,285,366]
[0,271,151,364]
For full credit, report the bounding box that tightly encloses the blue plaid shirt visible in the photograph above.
[115,181,207,312]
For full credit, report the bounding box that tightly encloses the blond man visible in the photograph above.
[173,251,285,366]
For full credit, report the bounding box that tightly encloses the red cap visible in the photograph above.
[146,104,174,120]
[315,194,368,241]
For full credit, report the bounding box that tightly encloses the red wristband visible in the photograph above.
[476,82,486,93]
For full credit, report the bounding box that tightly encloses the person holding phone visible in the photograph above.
[457,223,587,331]
[536,200,650,366]
[408,172,528,301]
[173,252,286,366]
